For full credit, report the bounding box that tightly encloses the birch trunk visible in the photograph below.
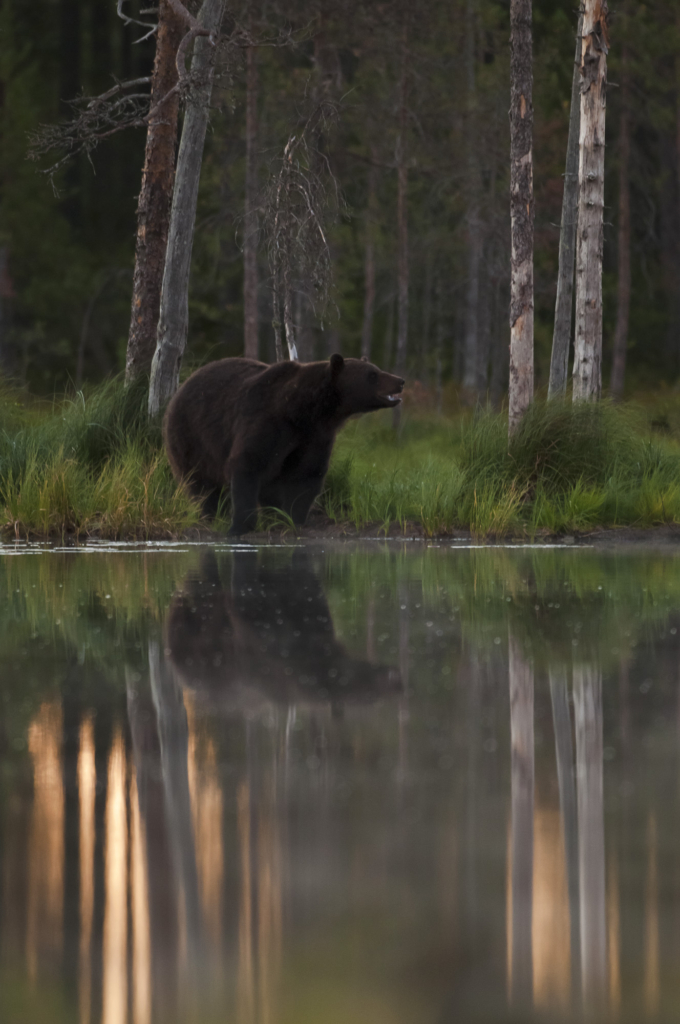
[125,0,184,384]
[243,44,259,360]
[361,153,378,361]
[572,0,610,402]
[148,0,225,417]
[509,633,534,1004]
[548,10,584,399]
[508,0,534,435]
[393,18,409,429]
[610,45,631,401]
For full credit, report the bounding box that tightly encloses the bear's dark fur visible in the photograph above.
[163,354,405,534]
[166,550,401,710]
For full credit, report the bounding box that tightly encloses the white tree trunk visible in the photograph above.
[572,0,609,402]
[508,0,534,435]
[148,0,225,418]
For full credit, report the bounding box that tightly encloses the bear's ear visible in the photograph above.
[360,355,368,362]
[330,353,345,377]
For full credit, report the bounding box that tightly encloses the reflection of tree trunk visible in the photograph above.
[361,153,378,361]
[610,39,631,401]
[573,664,606,1010]
[572,1,610,402]
[509,634,533,1003]
[393,18,409,428]
[549,666,580,996]
[126,667,179,1017]
[508,0,534,434]
[548,9,583,400]
[244,44,259,360]
[125,0,184,383]
[147,643,202,965]
[644,813,659,1016]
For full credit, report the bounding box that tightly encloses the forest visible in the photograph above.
[1,0,680,538]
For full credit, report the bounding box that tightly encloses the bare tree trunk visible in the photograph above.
[283,278,298,360]
[435,274,444,413]
[148,0,224,417]
[548,10,584,400]
[509,633,533,1004]
[421,248,433,384]
[463,0,480,396]
[125,0,184,384]
[243,44,259,360]
[361,153,378,361]
[508,0,534,435]
[393,19,409,428]
[610,42,631,401]
[573,664,606,1011]
[572,0,610,402]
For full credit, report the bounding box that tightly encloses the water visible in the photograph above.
[1,540,680,1023]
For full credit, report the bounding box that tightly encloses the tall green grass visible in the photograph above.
[1,377,680,539]
[0,377,201,539]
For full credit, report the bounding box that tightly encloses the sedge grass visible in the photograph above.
[2,377,680,539]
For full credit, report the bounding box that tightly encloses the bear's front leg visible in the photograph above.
[228,473,261,535]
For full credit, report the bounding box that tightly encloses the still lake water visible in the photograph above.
[1,540,680,1023]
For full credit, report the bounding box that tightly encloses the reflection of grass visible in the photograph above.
[3,377,680,538]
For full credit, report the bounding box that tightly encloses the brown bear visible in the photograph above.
[163,354,405,534]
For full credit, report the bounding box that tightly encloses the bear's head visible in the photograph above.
[329,354,405,415]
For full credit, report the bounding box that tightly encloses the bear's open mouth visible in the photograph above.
[385,393,402,405]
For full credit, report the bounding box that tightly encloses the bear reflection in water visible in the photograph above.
[167,550,401,706]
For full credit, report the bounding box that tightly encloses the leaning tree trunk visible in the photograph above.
[548,9,584,400]
[508,0,534,436]
[125,0,185,384]
[572,0,610,403]
[243,43,259,360]
[610,41,631,401]
[393,18,409,429]
[148,0,225,417]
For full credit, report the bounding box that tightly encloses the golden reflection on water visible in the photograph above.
[130,771,151,1024]
[532,807,570,1009]
[78,716,95,1024]
[644,813,659,1016]
[102,728,128,1024]
[237,780,255,1024]
[608,849,621,1017]
[186,696,224,948]
[26,701,64,981]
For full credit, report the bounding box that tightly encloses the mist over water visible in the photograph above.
[1,541,680,1023]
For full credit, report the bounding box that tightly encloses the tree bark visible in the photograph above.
[361,152,378,361]
[548,10,584,400]
[148,0,224,417]
[243,44,259,360]
[509,633,534,1004]
[125,0,185,385]
[393,18,409,428]
[610,43,631,401]
[572,0,609,403]
[463,0,481,395]
[508,0,534,435]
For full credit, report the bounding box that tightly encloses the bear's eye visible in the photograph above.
[368,370,378,384]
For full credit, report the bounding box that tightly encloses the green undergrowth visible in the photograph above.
[323,399,680,537]
[1,376,680,539]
